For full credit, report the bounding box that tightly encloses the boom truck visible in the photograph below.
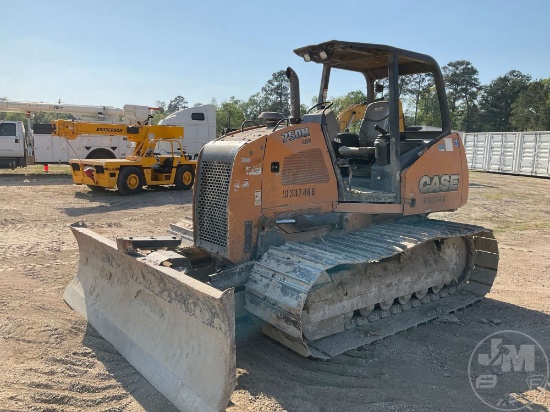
[0,100,216,168]
[54,120,195,193]
[63,41,499,411]
[0,100,151,168]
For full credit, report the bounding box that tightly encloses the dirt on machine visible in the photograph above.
[63,40,499,411]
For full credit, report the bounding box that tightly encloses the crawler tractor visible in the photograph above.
[64,41,499,411]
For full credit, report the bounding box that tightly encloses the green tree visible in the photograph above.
[166,96,188,114]
[415,85,442,127]
[330,90,367,116]
[478,70,531,131]
[150,101,167,125]
[216,97,245,135]
[443,60,481,132]
[261,70,290,116]
[400,74,434,125]
[32,112,74,123]
[239,92,267,121]
[510,79,550,131]
[0,111,27,122]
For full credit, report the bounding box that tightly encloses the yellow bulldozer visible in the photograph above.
[64,41,499,411]
[54,120,196,194]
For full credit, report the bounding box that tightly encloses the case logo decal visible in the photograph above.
[419,174,460,194]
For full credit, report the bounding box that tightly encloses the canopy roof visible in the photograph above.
[294,40,440,79]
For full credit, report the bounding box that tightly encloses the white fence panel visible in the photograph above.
[462,131,550,177]
[463,133,487,170]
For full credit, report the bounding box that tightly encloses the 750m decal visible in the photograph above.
[419,174,460,194]
[282,127,310,143]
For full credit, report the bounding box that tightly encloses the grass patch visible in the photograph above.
[479,191,509,201]
[493,220,550,234]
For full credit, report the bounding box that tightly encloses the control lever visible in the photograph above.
[375,124,388,135]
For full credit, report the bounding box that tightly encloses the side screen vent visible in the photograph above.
[196,161,232,251]
[282,148,329,186]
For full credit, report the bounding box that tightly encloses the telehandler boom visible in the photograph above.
[64,41,499,411]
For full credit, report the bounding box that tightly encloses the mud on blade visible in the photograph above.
[64,225,236,412]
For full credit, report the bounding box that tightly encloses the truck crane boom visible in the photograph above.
[0,99,154,125]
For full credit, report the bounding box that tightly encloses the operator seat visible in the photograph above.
[337,101,389,160]
[358,101,390,147]
[152,157,174,174]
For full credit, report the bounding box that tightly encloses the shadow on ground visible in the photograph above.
[62,187,192,217]
[82,325,178,412]
[232,298,549,412]
[79,297,550,411]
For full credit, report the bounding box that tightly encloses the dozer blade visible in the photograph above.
[64,225,236,412]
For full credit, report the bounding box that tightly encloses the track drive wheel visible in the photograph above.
[117,166,144,195]
[175,165,195,190]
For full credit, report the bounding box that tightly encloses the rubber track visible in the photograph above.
[245,218,499,359]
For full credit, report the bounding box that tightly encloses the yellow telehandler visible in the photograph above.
[54,120,196,194]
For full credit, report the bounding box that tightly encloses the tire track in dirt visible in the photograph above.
[3,174,548,411]
[1,180,184,412]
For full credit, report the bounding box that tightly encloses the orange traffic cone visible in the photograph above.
[43,164,49,173]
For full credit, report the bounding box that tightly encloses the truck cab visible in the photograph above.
[0,121,32,168]
[157,104,216,159]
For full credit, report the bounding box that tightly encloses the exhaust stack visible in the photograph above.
[286,67,301,124]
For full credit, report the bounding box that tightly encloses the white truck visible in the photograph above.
[0,100,216,169]
[158,104,216,159]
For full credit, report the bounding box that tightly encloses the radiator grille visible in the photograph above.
[282,148,330,186]
[197,161,232,249]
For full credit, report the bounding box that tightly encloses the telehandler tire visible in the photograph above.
[117,166,144,195]
[175,165,195,190]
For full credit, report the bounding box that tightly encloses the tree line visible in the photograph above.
[3,61,549,134]
[177,62,549,134]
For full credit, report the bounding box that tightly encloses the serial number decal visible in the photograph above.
[423,195,446,204]
[282,127,310,143]
[282,187,316,198]
[418,174,459,194]
[96,127,124,133]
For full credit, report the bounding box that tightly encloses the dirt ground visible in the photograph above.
[0,169,549,412]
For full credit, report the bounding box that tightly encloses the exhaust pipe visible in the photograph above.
[286,67,301,124]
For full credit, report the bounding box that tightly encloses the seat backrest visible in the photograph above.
[358,101,390,147]
[163,157,174,170]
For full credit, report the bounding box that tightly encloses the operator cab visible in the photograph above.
[294,41,451,204]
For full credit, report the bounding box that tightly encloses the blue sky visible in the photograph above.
[1,0,549,110]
